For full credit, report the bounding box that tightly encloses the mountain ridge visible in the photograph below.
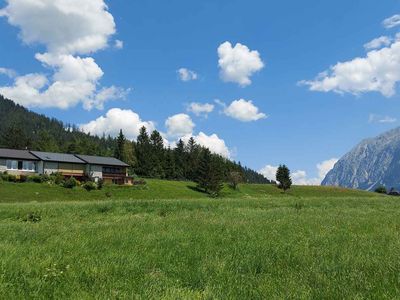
[322,126,400,190]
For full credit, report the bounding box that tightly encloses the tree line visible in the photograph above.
[0,95,272,192]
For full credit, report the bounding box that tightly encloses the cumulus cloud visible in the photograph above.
[368,114,397,124]
[0,0,115,54]
[187,102,214,117]
[0,67,16,78]
[0,0,126,110]
[218,41,264,87]
[165,113,195,138]
[364,36,392,50]
[182,132,231,158]
[218,99,266,122]
[80,108,155,140]
[177,68,198,81]
[383,14,400,29]
[259,158,338,185]
[300,39,400,97]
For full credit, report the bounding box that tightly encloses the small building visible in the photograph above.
[0,148,132,185]
[0,149,39,175]
[75,154,132,185]
[31,151,86,179]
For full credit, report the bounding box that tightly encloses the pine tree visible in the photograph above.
[164,147,177,179]
[276,164,292,192]
[186,137,201,181]
[149,130,165,178]
[114,129,126,161]
[136,126,152,176]
[174,139,186,179]
[196,148,212,192]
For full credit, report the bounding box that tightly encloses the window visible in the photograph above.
[6,160,36,171]
[22,161,36,172]
[6,160,17,170]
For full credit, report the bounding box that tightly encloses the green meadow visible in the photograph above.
[1,180,400,299]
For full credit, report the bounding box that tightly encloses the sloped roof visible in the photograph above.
[0,149,39,160]
[30,151,86,164]
[75,154,129,167]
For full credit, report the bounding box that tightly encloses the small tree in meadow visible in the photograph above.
[276,164,292,192]
[228,171,243,190]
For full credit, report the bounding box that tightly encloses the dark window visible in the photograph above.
[18,161,23,170]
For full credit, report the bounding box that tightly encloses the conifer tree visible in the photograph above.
[174,139,186,179]
[164,147,177,179]
[276,164,292,192]
[149,130,165,178]
[136,126,152,176]
[114,129,126,161]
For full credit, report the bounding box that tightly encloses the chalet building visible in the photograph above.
[0,148,132,185]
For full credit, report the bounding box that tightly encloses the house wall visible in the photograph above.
[0,159,6,172]
[86,164,103,180]
[37,161,44,174]
[43,162,58,174]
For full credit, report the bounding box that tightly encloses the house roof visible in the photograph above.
[75,154,129,167]
[30,151,86,164]
[0,149,39,160]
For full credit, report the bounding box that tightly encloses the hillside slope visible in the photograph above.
[322,127,400,190]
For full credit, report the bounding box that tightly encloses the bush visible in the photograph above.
[29,174,44,183]
[63,177,79,189]
[375,186,387,194]
[1,172,10,182]
[21,212,42,223]
[133,179,147,186]
[105,191,112,198]
[7,174,17,183]
[83,181,97,191]
[97,178,104,190]
[50,173,65,185]
[19,175,28,183]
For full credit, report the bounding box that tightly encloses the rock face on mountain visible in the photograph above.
[322,127,400,190]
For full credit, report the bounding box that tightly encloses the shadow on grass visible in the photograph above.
[186,185,208,195]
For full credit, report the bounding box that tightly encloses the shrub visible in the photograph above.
[83,181,97,191]
[1,172,10,182]
[63,177,78,189]
[7,174,17,183]
[105,191,112,198]
[50,173,65,185]
[133,179,147,186]
[375,186,387,194]
[97,178,104,190]
[29,175,44,183]
[19,175,28,183]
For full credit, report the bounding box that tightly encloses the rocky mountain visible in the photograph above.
[322,127,400,190]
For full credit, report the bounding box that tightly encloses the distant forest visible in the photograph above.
[0,95,271,184]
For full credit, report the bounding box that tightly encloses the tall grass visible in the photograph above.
[0,183,398,298]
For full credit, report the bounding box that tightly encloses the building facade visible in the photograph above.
[0,149,132,185]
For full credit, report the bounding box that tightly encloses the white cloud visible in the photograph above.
[0,67,16,78]
[80,108,155,140]
[187,102,214,117]
[369,114,397,124]
[259,158,338,185]
[0,0,126,110]
[0,0,115,55]
[300,40,400,97]
[316,158,338,179]
[364,36,392,50]
[114,39,123,49]
[383,14,400,29]
[165,113,195,138]
[177,68,198,81]
[218,41,264,87]
[182,132,231,158]
[219,99,266,122]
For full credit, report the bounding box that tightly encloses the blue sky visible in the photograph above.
[0,0,400,183]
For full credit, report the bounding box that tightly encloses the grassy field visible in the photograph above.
[1,180,399,298]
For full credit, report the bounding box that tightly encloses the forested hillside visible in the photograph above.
[0,95,271,184]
